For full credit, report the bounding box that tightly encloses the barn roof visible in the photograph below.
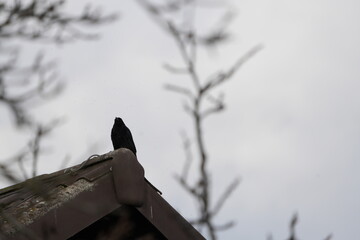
[0,149,205,240]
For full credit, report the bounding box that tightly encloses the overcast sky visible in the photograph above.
[1,0,360,239]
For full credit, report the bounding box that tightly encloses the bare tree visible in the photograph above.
[0,0,117,238]
[0,0,117,183]
[266,214,332,240]
[136,2,337,240]
[137,0,262,239]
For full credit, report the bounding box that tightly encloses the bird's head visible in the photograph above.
[114,117,124,125]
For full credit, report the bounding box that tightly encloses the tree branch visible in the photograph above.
[211,177,241,218]
[137,1,261,239]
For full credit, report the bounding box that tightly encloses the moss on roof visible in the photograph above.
[0,152,114,235]
[1,179,95,234]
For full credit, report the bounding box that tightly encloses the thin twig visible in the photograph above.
[163,63,189,74]
[164,83,194,99]
[211,177,241,218]
[17,154,29,180]
[0,164,21,183]
[180,131,193,182]
[31,119,62,177]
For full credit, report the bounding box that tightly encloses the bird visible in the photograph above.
[111,117,162,194]
[111,117,137,155]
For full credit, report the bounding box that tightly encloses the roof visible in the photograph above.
[0,149,205,240]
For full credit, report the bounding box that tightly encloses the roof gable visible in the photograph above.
[0,149,205,240]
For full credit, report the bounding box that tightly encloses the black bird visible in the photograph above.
[111,117,137,155]
[111,117,162,194]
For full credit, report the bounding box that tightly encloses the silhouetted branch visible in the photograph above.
[268,214,333,240]
[0,118,63,184]
[164,83,194,99]
[137,1,261,239]
[167,21,201,90]
[0,0,118,43]
[162,63,188,74]
[17,154,29,180]
[0,0,118,237]
[136,0,194,34]
[202,94,225,118]
[30,119,62,177]
[202,44,263,94]
[179,131,193,182]
[288,213,298,240]
[0,51,62,126]
[0,0,117,184]
[213,221,235,231]
[0,0,117,126]
[197,11,235,47]
[0,164,21,183]
[174,174,199,197]
[211,177,241,218]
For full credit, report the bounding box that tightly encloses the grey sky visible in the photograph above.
[1,0,360,239]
